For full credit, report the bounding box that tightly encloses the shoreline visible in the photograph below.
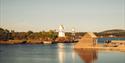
[0,40,77,44]
[74,44,125,52]
[0,40,43,44]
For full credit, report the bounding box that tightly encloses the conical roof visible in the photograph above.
[74,32,97,48]
[87,32,97,38]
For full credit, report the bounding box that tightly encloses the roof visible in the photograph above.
[87,32,97,38]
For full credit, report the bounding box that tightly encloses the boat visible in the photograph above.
[43,41,52,44]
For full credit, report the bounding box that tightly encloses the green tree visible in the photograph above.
[0,28,10,40]
[48,30,57,40]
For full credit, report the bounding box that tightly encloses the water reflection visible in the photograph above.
[58,43,65,63]
[57,43,77,63]
[75,49,97,63]
[72,50,76,63]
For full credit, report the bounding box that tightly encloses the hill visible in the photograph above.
[100,29,125,33]
[97,29,125,37]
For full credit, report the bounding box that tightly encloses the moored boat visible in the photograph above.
[43,41,52,44]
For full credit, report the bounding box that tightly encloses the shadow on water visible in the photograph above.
[74,49,98,63]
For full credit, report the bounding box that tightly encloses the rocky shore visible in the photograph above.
[0,40,43,44]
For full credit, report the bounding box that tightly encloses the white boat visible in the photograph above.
[43,41,52,44]
[58,43,64,48]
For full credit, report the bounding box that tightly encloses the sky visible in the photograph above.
[0,0,125,32]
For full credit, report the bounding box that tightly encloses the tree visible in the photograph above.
[27,31,33,36]
[0,28,5,40]
[48,30,57,40]
[0,28,10,40]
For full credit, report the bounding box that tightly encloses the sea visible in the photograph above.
[0,38,125,63]
[97,37,125,43]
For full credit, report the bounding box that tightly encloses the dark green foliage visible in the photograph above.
[0,28,58,41]
[0,28,11,40]
[98,29,125,37]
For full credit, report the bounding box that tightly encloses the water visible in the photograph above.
[97,38,125,43]
[0,43,125,63]
[0,43,82,63]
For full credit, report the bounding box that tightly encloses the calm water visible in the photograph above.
[97,38,125,43]
[0,43,125,63]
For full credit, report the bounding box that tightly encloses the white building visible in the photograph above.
[58,25,65,37]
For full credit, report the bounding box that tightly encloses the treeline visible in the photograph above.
[0,28,58,41]
[0,28,86,41]
[97,29,125,38]
[96,32,125,38]
[1,27,124,41]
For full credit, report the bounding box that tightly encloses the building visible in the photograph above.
[58,25,65,37]
[74,32,97,48]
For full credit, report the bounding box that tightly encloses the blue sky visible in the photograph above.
[0,0,125,32]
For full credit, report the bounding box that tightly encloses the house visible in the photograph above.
[74,32,97,48]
